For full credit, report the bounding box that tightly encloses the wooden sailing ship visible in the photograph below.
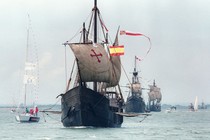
[61,0,124,127]
[125,56,146,113]
[147,80,162,112]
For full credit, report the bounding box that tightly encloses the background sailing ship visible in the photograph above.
[60,0,124,127]
[147,80,162,112]
[199,100,207,109]
[125,56,146,113]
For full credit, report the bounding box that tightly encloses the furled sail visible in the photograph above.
[69,43,121,87]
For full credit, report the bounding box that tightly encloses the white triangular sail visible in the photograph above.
[194,96,198,111]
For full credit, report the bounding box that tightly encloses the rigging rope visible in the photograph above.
[139,115,148,123]
[64,46,67,88]
[42,97,61,112]
[41,97,62,123]
[42,112,61,123]
[121,63,132,87]
[65,11,93,43]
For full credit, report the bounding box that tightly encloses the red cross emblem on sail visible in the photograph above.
[90,49,102,63]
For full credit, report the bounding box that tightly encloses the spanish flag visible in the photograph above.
[109,45,124,56]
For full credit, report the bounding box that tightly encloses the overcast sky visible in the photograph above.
[1,0,210,106]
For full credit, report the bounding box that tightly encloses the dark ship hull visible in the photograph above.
[61,86,123,127]
[148,104,161,112]
[125,96,145,113]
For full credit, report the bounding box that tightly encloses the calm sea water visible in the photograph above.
[0,107,210,140]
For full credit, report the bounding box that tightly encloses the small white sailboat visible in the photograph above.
[194,96,198,112]
[189,96,198,112]
[15,16,40,123]
[165,106,176,113]
[15,107,40,122]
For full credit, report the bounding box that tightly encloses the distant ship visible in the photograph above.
[199,101,207,109]
[188,103,194,111]
[60,0,124,127]
[125,56,146,113]
[147,80,162,112]
[165,106,176,113]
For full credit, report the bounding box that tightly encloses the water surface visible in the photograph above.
[1,108,209,140]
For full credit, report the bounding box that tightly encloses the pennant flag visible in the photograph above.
[120,30,152,60]
[109,45,124,56]
[120,30,143,36]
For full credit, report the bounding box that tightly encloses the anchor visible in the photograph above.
[90,49,102,63]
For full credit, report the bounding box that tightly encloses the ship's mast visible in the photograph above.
[134,56,137,73]
[93,0,98,91]
[153,79,156,87]
[24,28,29,109]
[94,0,97,43]
[133,56,138,83]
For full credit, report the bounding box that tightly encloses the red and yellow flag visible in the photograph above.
[109,45,124,56]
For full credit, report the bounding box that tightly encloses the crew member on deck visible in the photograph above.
[35,106,38,116]
[30,108,34,115]
[26,107,29,113]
